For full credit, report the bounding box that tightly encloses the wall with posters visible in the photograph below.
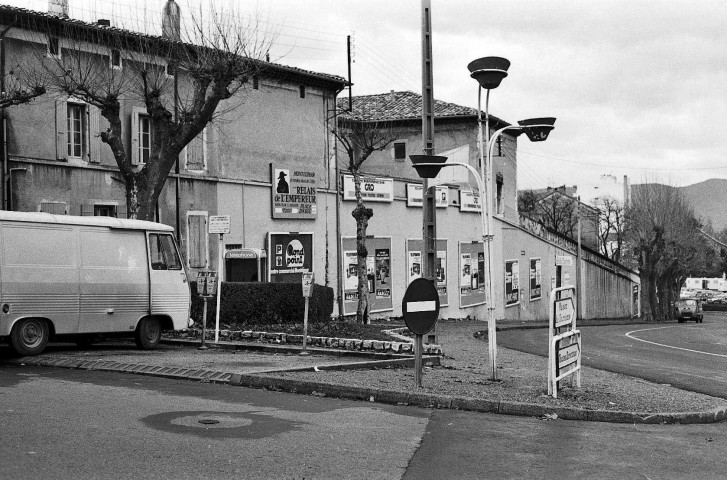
[267,232,314,283]
[341,236,393,315]
[459,241,486,308]
[406,239,449,306]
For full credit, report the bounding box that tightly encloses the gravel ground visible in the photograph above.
[268,321,727,414]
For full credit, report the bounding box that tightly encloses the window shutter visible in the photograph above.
[116,204,127,219]
[131,106,143,165]
[187,214,207,268]
[88,106,101,163]
[80,203,93,216]
[55,100,67,161]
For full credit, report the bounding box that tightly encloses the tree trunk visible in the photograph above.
[351,170,373,324]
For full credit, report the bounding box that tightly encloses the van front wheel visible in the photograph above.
[10,318,49,356]
[135,317,162,349]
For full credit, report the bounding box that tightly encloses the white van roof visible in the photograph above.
[0,210,174,232]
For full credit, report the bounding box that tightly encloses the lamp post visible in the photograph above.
[411,116,556,380]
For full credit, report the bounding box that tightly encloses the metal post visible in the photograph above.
[414,333,423,388]
[214,233,223,343]
[301,296,310,355]
[198,297,209,350]
[421,0,437,285]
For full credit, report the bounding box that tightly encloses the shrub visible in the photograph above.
[191,282,334,327]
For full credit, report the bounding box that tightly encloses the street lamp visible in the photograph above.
[411,117,556,382]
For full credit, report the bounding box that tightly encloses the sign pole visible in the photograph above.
[414,333,423,388]
[214,233,223,344]
[402,277,440,390]
[301,272,314,355]
[199,296,209,350]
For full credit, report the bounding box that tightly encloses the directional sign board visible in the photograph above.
[402,278,440,335]
[554,296,575,329]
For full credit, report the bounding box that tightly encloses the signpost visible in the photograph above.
[301,272,314,355]
[196,269,218,350]
[208,215,230,343]
[402,278,440,388]
[548,285,581,397]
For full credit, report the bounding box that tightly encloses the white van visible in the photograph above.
[0,211,191,355]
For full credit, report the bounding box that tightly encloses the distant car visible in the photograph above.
[675,298,704,323]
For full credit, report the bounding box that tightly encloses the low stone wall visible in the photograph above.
[173,328,443,355]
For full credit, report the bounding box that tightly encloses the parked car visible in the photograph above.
[675,298,704,323]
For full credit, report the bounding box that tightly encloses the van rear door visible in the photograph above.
[147,233,190,329]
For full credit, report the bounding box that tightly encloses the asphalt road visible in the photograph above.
[499,311,727,399]
[3,365,727,479]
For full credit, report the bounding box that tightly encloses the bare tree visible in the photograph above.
[518,189,577,237]
[334,113,396,324]
[591,196,625,261]
[0,69,46,108]
[32,2,274,220]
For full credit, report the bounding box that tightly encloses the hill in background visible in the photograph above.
[677,179,727,232]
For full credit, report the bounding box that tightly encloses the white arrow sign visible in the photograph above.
[554,297,575,328]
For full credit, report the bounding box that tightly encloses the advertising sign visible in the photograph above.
[530,258,542,301]
[271,165,318,219]
[406,238,448,306]
[505,260,520,307]
[342,175,393,203]
[459,241,486,307]
[406,184,449,208]
[341,236,393,315]
[268,232,313,282]
[208,215,230,234]
[459,190,482,213]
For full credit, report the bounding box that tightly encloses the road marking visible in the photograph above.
[625,326,727,358]
[407,300,436,313]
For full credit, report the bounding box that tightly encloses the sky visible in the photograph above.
[5,0,727,202]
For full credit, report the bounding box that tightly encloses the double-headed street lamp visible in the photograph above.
[411,56,555,380]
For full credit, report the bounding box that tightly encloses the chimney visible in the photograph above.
[389,90,395,102]
[623,175,631,207]
[48,0,69,18]
[162,0,181,41]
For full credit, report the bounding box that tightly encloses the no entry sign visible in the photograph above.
[402,278,440,335]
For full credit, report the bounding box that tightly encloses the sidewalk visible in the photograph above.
[4,320,727,425]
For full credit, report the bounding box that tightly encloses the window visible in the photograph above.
[184,128,206,172]
[47,36,61,58]
[110,48,122,69]
[496,173,504,215]
[94,204,116,217]
[132,107,151,165]
[39,201,67,215]
[187,213,208,268]
[165,62,176,77]
[393,142,407,161]
[149,233,182,271]
[495,136,504,157]
[67,103,86,159]
[56,100,100,163]
[299,85,306,98]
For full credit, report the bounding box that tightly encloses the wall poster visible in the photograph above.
[405,184,449,208]
[342,175,394,202]
[505,259,520,307]
[267,232,313,283]
[341,236,393,316]
[530,258,542,301]
[406,238,448,307]
[270,164,318,219]
[459,241,486,307]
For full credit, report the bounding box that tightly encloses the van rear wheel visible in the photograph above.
[135,317,162,349]
[10,318,49,356]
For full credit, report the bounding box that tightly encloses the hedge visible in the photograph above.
[191,282,334,327]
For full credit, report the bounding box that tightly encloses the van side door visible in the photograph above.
[147,233,190,329]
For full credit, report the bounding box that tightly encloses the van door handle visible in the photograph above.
[181,272,187,283]
[106,309,114,314]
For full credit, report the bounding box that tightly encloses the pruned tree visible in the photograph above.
[31,1,274,220]
[591,195,625,262]
[334,112,396,324]
[0,68,47,108]
[518,188,577,237]
[624,183,707,321]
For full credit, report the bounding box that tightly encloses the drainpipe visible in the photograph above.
[0,17,17,211]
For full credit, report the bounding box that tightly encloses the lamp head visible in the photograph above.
[467,56,510,89]
[517,117,556,142]
[410,155,448,179]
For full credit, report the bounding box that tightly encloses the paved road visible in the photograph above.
[3,365,727,479]
[499,312,727,399]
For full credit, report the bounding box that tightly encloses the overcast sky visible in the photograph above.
[7,0,727,201]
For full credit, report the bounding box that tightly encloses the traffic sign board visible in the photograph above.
[554,297,575,329]
[209,215,231,234]
[402,278,440,335]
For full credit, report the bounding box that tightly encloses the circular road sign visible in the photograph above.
[402,278,440,335]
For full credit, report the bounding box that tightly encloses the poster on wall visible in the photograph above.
[270,165,318,219]
[459,190,482,213]
[505,259,520,307]
[341,236,393,316]
[267,232,313,283]
[342,175,394,202]
[406,238,449,306]
[406,184,449,208]
[459,242,486,307]
[530,258,542,301]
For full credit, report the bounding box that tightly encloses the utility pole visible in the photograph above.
[421,0,436,284]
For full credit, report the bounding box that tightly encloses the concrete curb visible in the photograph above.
[8,356,727,425]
